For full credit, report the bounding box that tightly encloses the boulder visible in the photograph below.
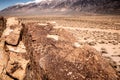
[6,17,19,27]
[6,52,29,80]
[0,39,9,74]
[1,17,22,46]
[5,25,22,46]
[0,17,28,80]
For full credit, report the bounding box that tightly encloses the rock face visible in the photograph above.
[22,23,119,80]
[0,17,6,37]
[0,17,28,80]
[0,17,8,75]
[5,25,22,45]
[2,17,22,46]
[6,52,29,80]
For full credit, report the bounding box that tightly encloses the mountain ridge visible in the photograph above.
[0,0,120,16]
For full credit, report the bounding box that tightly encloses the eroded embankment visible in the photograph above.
[0,17,119,80]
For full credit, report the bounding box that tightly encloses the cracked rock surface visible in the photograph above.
[0,17,28,80]
[0,17,119,80]
[22,23,119,80]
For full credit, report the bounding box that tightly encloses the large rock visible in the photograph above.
[4,25,22,46]
[1,17,22,46]
[0,17,28,80]
[6,41,26,53]
[0,17,6,37]
[0,39,9,74]
[0,39,11,80]
[6,52,29,80]
[22,23,119,80]
[6,17,19,27]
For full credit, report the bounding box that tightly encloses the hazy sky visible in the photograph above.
[0,0,44,10]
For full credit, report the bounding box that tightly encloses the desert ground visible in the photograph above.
[18,15,120,70]
[0,15,120,80]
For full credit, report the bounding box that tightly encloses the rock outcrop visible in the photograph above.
[22,23,119,80]
[0,17,119,80]
[0,17,28,80]
[0,17,6,37]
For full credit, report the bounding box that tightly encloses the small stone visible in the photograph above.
[73,42,81,47]
[98,40,106,44]
[88,41,96,46]
[67,72,72,75]
[109,40,118,45]
[47,34,59,41]
[101,48,108,54]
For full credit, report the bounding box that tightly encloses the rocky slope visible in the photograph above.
[0,17,119,80]
[0,0,120,15]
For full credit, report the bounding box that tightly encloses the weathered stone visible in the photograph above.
[0,17,6,37]
[5,25,22,45]
[47,34,59,41]
[6,41,26,53]
[0,39,9,74]
[101,48,108,54]
[6,52,29,80]
[6,17,19,27]
[73,42,81,48]
[22,23,119,80]
[0,17,22,46]
[87,41,96,46]
[49,28,76,43]
[0,73,13,80]
[110,40,118,45]
[0,18,119,80]
[0,17,28,80]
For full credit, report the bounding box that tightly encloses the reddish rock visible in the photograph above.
[0,17,6,37]
[22,23,119,80]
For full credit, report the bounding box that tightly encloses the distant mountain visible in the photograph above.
[0,0,120,16]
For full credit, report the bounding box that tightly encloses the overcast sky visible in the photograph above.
[0,0,44,10]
